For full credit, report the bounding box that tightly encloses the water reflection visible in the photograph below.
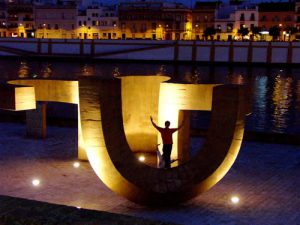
[18,61,30,78]
[41,63,52,78]
[271,74,293,133]
[81,64,95,76]
[184,68,201,84]
[112,67,121,78]
[1,58,300,134]
[252,76,268,132]
[156,65,167,76]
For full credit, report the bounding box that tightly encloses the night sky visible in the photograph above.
[103,0,285,6]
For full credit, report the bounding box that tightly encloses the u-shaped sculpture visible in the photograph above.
[4,76,249,205]
[79,77,247,205]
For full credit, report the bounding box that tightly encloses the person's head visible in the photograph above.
[165,121,170,128]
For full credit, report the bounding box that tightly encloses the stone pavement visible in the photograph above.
[0,122,299,225]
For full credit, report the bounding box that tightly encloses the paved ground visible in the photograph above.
[0,122,299,225]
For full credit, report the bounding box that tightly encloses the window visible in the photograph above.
[240,13,245,21]
[55,24,58,29]
[250,13,255,21]
[227,23,233,32]
[79,21,82,26]
[92,21,96,26]
[261,15,267,21]
[47,24,51,29]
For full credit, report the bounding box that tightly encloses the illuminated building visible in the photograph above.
[192,1,220,40]
[258,2,295,41]
[118,1,191,40]
[0,3,7,37]
[6,2,34,38]
[295,1,300,40]
[77,4,118,39]
[35,4,77,39]
[233,4,258,40]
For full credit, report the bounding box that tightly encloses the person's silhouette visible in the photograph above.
[150,116,184,168]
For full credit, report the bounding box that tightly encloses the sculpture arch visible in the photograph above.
[79,77,247,205]
[5,76,248,205]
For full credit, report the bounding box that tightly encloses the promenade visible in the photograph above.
[0,122,299,225]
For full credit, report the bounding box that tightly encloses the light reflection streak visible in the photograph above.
[271,75,293,133]
[253,76,268,131]
[18,61,29,78]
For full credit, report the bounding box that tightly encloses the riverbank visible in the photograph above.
[0,122,299,225]
[1,38,300,65]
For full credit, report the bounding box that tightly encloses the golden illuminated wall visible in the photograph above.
[8,79,86,160]
[78,76,248,205]
[121,76,169,152]
[158,83,218,159]
[3,76,249,205]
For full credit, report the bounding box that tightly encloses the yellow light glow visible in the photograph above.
[138,155,145,162]
[32,179,40,186]
[231,196,240,204]
[73,162,80,168]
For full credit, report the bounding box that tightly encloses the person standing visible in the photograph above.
[150,116,184,168]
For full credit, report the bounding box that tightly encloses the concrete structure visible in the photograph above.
[0,38,299,64]
[3,76,249,205]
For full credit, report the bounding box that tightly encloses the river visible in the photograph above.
[0,58,299,135]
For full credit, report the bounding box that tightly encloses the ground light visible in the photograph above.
[73,162,80,168]
[231,196,240,204]
[138,155,145,162]
[32,179,40,186]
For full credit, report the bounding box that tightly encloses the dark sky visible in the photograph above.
[104,0,279,7]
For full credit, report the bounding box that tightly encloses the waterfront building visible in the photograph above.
[233,4,258,40]
[118,1,191,40]
[77,4,118,39]
[214,4,235,40]
[34,4,77,39]
[0,3,7,37]
[6,2,34,38]
[258,2,295,41]
[192,1,220,40]
[295,1,300,40]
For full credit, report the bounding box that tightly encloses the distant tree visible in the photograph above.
[251,26,261,39]
[238,27,249,40]
[204,27,216,40]
[269,26,281,41]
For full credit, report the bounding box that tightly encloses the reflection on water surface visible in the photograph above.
[0,58,299,134]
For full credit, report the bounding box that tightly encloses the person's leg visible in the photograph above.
[163,144,172,168]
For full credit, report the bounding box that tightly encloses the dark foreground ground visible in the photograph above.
[0,122,299,225]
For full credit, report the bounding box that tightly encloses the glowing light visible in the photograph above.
[73,162,80,168]
[76,206,81,209]
[32,179,40,186]
[138,155,145,162]
[231,196,240,204]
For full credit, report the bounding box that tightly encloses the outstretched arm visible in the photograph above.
[150,116,160,130]
[177,119,185,130]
